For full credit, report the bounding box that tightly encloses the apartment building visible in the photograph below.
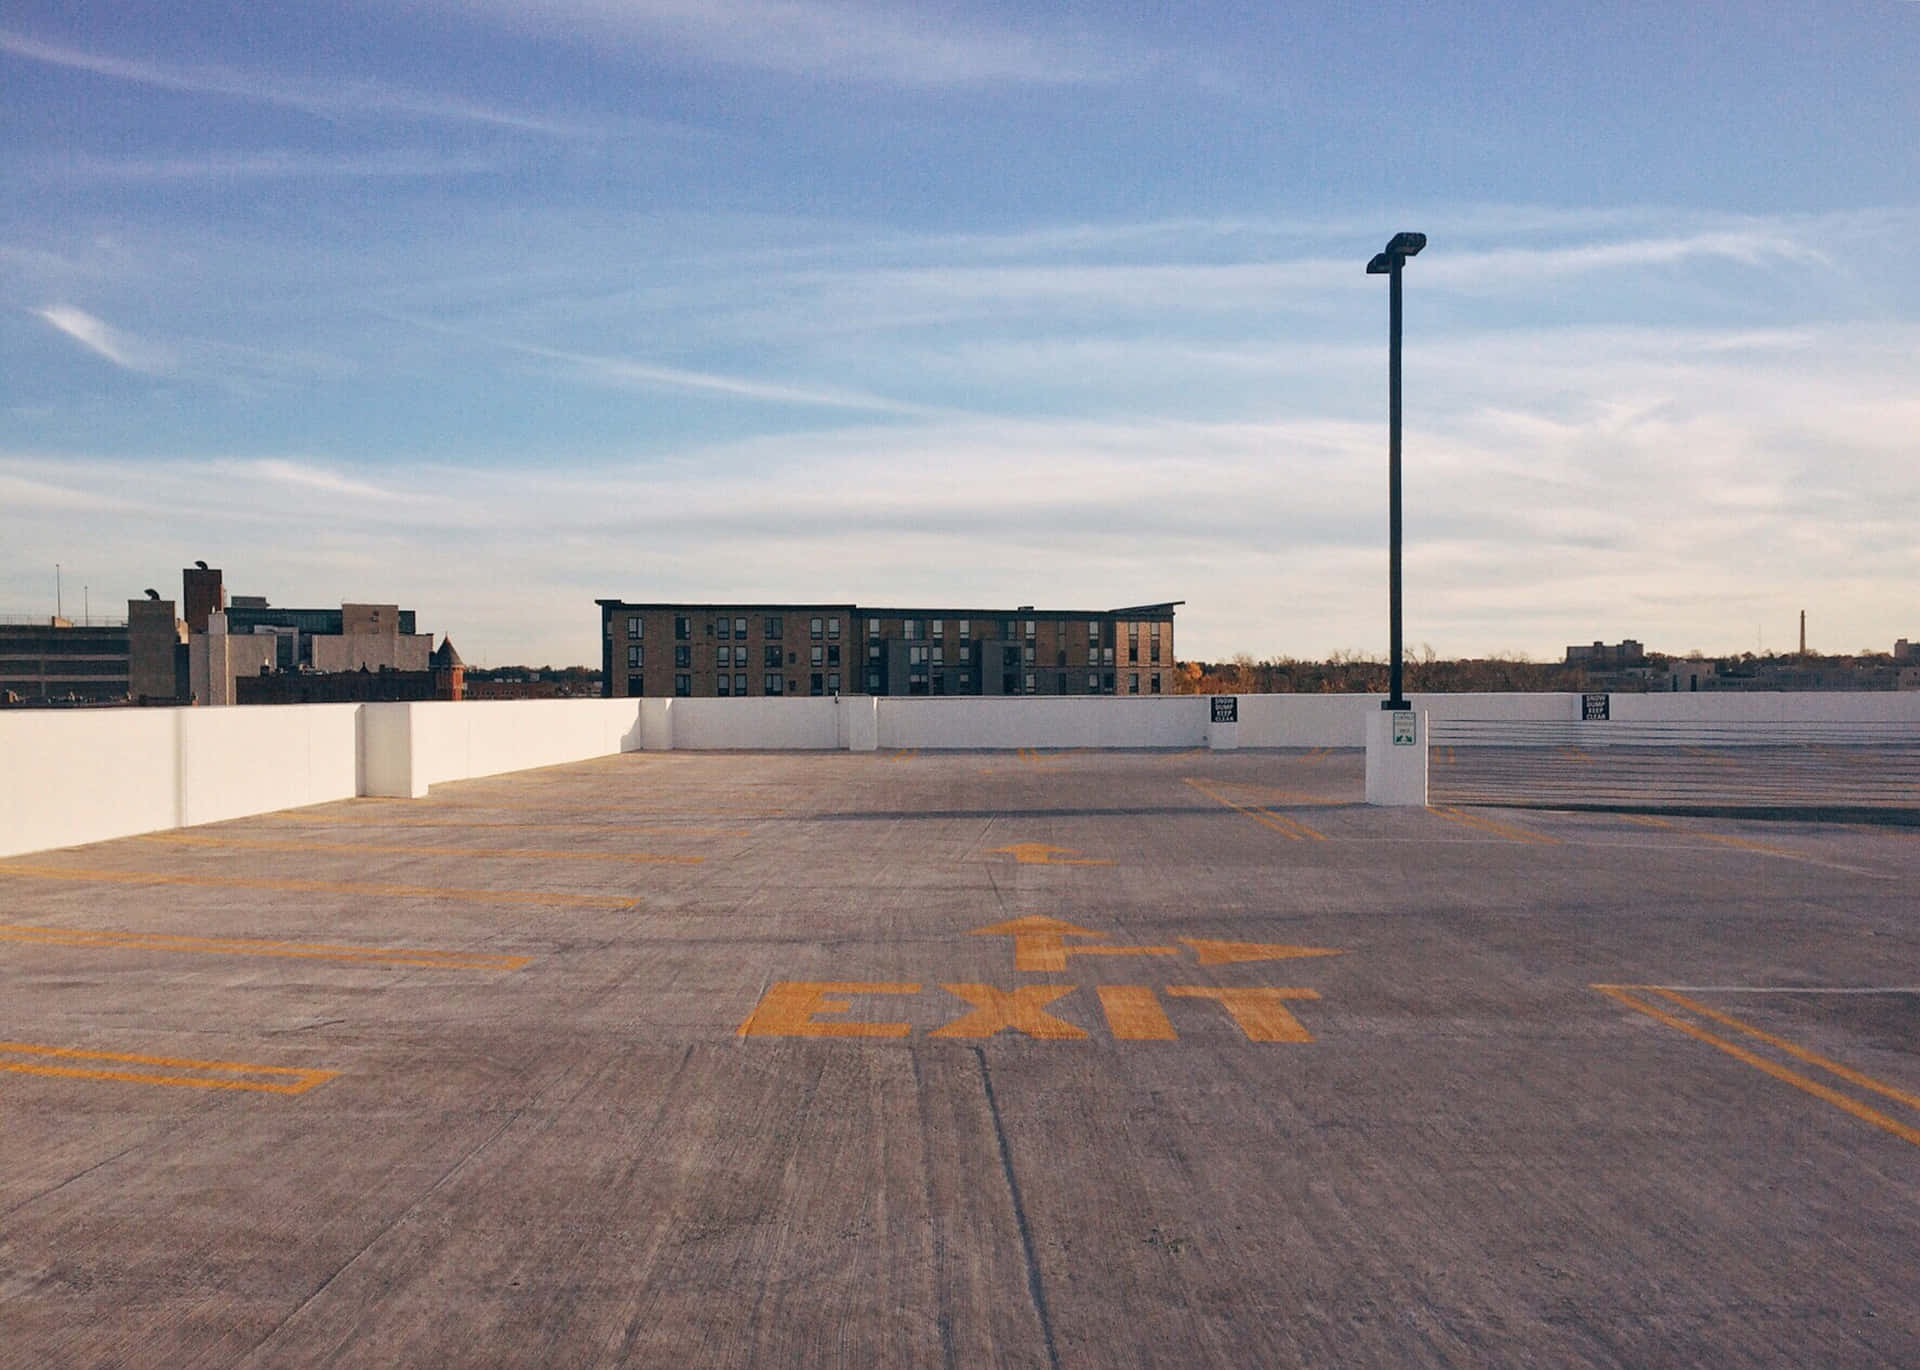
[596,600,1181,699]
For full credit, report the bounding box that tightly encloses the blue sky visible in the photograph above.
[4,1,1917,666]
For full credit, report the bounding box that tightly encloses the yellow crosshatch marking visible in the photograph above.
[1184,778,1327,841]
[0,1041,337,1095]
[0,864,639,910]
[0,924,531,971]
[1596,985,1920,1151]
[138,834,703,864]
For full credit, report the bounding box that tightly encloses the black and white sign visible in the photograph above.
[1582,693,1611,721]
[1211,696,1238,724]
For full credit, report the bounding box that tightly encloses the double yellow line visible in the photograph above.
[1597,985,1920,1150]
[1184,778,1325,841]
[1427,806,1558,845]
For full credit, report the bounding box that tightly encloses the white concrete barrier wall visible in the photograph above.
[877,696,1208,750]
[4,690,1916,856]
[0,704,362,857]
[668,697,842,750]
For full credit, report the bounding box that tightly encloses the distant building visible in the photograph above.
[0,619,131,704]
[1565,640,1645,668]
[595,599,1182,698]
[1896,638,1915,663]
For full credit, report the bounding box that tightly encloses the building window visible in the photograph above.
[811,672,824,696]
[716,645,731,667]
[670,644,687,668]
[1151,639,1161,664]
[627,645,643,669]
[765,674,783,695]
[828,617,841,639]
[734,673,747,695]
[932,619,943,638]
[1024,672,1036,693]
[1087,672,1099,692]
[867,670,881,690]
[627,616,642,639]
[1024,620,1035,639]
[674,674,691,697]
[811,645,824,666]
[675,616,690,640]
[1087,619,1099,641]
[1129,672,1140,694]
[1104,672,1115,692]
[717,674,731,696]
[959,619,971,638]
[764,645,782,668]
[827,673,840,695]
[1103,647,1114,666]
[765,616,782,639]
[810,616,823,639]
[932,645,944,666]
[905,619,922,640]
[868,618,881,638]
[717,618,731,640]
[1002,619,1016,639]
[1151,672,1162,694]
[734,616,748,638]
[869,644,881,661]
[626,677,643,697]
[960,671,972,686]
[827,645,840,666]
[1023,644,1035,664]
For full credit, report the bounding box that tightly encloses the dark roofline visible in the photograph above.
[597,599,1181,617]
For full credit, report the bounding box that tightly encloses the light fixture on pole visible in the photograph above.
[1365,231,1425,710]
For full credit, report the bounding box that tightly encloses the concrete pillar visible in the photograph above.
[1364,707,1428,806]
[641,697,674,751]
[841,694,878,751]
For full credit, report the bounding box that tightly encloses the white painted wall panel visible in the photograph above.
[668,698,842,750]
[0,709,180,855]
[177,704,361,826]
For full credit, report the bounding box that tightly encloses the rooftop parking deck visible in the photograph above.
[3,746,1918,1368]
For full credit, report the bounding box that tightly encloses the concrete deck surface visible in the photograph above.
[2,747,1917,1368]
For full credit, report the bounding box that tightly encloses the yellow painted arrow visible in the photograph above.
[971,916,1175,972]
[1179,939,1344,966]
[987,843,1114,866]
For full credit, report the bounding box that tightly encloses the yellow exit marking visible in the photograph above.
[1596,985,1920,1150]
[0,1040,337,1095]
[987,843,1114,866]
[931,984,1087,1040]
[0,923,531,971]
[138,834,703,864]
[736,982,1326,1044]
[972,916,1177,971]
[1180,938,1344,966]
[0,864,639,910]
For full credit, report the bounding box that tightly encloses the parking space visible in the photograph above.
[1,748,1916,1367]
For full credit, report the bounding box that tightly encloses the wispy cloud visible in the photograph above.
[51,149,507,182]
[458,0,1145,87]
[0,27,609,138]
[33,306,168,373]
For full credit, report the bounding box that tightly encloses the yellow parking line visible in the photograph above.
[137,834,702,864]
[0,1040,337,1095]
[0,864,638,909]
[267,814,749,836]
[1595,986,1920,1150]
[0,923,531,971]
[1184,778,1326,842]
[1682,746,1739,768]
[1649,988,1920,1113]
[1428,807,1559,845]
[1619,814,1672,828]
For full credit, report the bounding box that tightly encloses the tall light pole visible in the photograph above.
[1366,231,1426,710]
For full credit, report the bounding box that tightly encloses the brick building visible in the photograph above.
[596,600,1180,699]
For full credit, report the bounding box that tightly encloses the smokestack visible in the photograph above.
[1800,609,1806,656]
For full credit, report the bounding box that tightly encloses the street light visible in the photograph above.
[1366,231,1425,710]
